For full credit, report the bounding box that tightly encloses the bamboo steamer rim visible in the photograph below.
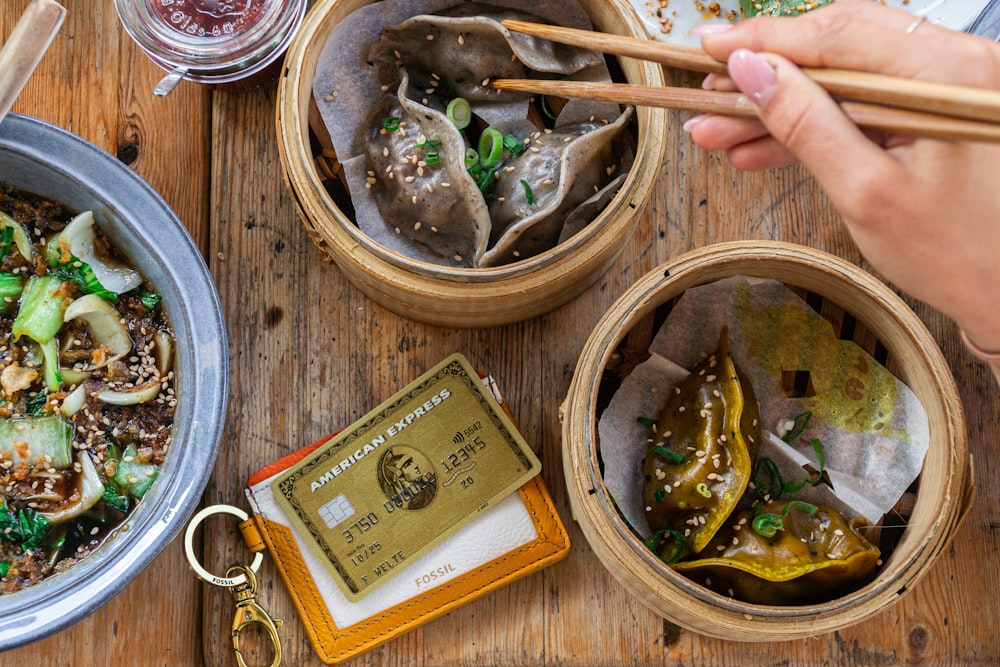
[562,241,973,641]
[275,0,668,327]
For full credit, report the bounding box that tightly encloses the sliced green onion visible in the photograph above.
[478,128,504,168]
[414,135,442,148]
[785,500,819,516]
[424,151,442,165]
[0,562,8,578]
[651,445,685,464]
[695,482,712,498]
[446,97,472,129]
[383,116,401,131]
[756,439,827,498]
[636,416,656,426]
[752,500,819,538]
[644,528,686,564]
[752,456,785,500]
[503,134,524,156]
[464,148,479,166]
[781,410,813,442]
[782,443,827,493]
[810,438,826,480]
[520,179,534,205]
[540,95,557,121]
[477,167,497,194]
[653,487,665,503]
[752,511,784,538]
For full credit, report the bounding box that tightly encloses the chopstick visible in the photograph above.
[501,19,1000,126]
[491,78,1000,143]
[0,0,66,124]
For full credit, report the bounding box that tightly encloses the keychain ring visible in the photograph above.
[184,504,264,587]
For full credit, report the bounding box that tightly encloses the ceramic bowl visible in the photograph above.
[0,114,228,649]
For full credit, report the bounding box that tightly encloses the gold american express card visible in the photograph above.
[272,354,541,601]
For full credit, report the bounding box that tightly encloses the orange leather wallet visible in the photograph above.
[239,381,570,665]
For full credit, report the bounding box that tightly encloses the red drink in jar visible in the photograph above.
[152,1,261,40]
[115,0,306,89]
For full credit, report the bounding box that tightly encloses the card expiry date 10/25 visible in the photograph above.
[271,354,541,601]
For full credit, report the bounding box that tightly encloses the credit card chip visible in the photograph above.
[318,493,355,529]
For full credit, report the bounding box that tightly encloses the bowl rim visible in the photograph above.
[0,113,229,650]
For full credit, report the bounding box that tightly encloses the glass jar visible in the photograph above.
[114,0,308,92]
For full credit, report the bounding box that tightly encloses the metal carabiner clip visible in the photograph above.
[228,563,283,667]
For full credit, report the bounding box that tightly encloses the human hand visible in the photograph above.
[684,0,1000,356]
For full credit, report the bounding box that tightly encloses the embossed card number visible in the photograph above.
[272,354,540,601]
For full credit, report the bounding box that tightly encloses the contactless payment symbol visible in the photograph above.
[317,493,355,529]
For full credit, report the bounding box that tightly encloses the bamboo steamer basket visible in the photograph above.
[561,241,974,641]
[276,0,666,328]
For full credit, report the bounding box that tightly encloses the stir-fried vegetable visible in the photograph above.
[12,275,71,346]
[0,504,51,553]
[39,454,105,524]
[62,293,133,370]
[0,212,32,262]
[0,273,23,315]
[0,416,73,469]
[49,211,143,298]
[0,186,176,594]
[112,445,159,500]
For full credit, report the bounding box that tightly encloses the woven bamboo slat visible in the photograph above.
[561,241,974,641]
[275,0,667,327]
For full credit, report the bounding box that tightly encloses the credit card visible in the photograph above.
[271,353,540,601]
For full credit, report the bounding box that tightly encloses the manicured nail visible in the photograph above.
[692,22,735,35]
[682,114,708,132]
[727,49,777,107]
[701,73,718,90]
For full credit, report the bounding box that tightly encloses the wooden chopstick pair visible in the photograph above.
[492,19,1000,144]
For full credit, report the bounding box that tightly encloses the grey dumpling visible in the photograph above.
[367,3,604,104]
[364,69,490,267]
[478,105,634,267]
[557,173,627,244]
[350,2,631,268]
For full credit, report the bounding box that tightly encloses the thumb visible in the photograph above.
[726,48,899,203]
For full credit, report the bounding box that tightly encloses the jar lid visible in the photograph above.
[115,0,307,82]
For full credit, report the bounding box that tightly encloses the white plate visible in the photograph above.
[630,0,989,46]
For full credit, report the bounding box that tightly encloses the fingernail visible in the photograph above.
[682,114,708,133]
[692,22,735,35]
[727,48,777,107]
[701,73,718,90]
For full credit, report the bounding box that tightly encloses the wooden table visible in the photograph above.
[2,1,999,665]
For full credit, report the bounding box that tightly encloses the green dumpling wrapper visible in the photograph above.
[673,499,881,605]
[642,327,762,558]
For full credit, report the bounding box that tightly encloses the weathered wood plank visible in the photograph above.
[3,1,999,665]
[0,2,210,666]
